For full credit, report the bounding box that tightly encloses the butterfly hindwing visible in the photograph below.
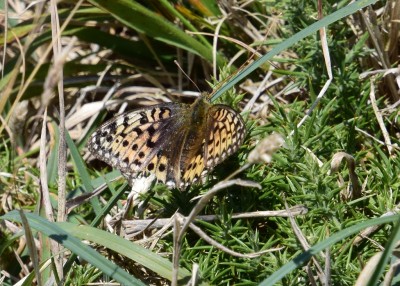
[180,104,245,186]
[181,139,207,186]
[205,104,246,169]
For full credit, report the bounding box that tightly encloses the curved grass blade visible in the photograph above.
[58,222,193,283]
[1,211,146,286]
[88,0,225,66]
[260,214,400,285]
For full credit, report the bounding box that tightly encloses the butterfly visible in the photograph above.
[87,92,246,189]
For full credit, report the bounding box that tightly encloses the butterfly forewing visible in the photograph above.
[88,102,185,183]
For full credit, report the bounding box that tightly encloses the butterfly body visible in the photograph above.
[88,94,245,189]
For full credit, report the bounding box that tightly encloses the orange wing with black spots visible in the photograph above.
[88,95,246,189]
[206,104,245,167]
[180,104,246,186]
[88,103,184,186]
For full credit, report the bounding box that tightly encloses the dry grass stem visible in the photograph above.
[324,247,331,286]
[290,5,333,137]
[354,252,382,286]
[369,79,393,155]
[355,127,399,150]
[1,0,83,130]
[171,179,260,284]
[122,205,307,236]
[285,200,326,285]
[19,210,42,285]
[39,108,62,277]
[360,7,399,101]
[243,70,273,112]
[353,209,400,246]
[212,17,228,79]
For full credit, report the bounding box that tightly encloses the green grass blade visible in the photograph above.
[259,214,400,285]
[158,0,212,49]
[90,182,128,227]
[47,121,59,186]
[367,216,400,286]
[65,130,101,215]
[57,222,193,283]
[1,211,146,286]
[87,0,225,66]
[211,0,378,101]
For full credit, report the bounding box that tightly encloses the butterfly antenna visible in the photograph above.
[174,60,201,93]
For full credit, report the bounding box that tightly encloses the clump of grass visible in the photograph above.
[1,0,399,285]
